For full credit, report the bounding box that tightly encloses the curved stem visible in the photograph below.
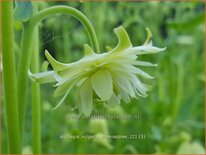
[17,5,99,146]
[1,2,21,153]
[30,6,100,52]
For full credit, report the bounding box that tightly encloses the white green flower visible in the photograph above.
[29,26,165,116]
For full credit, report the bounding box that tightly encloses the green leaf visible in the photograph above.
[14,1,33,22]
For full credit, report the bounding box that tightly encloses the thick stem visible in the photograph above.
[17,5,99,148]
[17,22,35,144]
[1,2,21,153]
[31,28,41,154]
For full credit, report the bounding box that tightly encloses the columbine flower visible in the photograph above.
[29,26,165,116]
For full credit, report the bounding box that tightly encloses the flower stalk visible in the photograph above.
[30,6,100,52]
[1,2,21,153]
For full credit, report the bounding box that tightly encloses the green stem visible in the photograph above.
[17,5,99,148]
[1,2,21,153]
[17,22,35,144]
[30,6,100,52]
[31,27,41,154]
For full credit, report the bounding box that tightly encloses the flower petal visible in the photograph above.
[133,61,157,67]
[118,87,131,103]
[108,63,154,79]
[134,68,154,79]
[41,61,49,72]
[54,71,90,97]
[54,72,63,82]
[111,26,132,53]
[54,79,75,97]
[91,70,113,101]
[45,50,72,71]
[76,77,88,87]
[128,74,148,97]
[79,79,93,117]
[52,87,71,110]
[110,73,131,103]
[84,44,95,56]
[28,70,56,84]
[129,46,166,55]
[144,27,153,46]
[111,71,135,98]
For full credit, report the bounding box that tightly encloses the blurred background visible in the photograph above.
[2,1,205,154]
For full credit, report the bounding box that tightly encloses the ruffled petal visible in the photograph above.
[111,71,135,98]
[118,87,131,103]
[108,63,154,79]
[134,67,154,79]
[127,74,148,97]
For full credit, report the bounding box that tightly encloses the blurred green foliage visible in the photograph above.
[2,1,205,154]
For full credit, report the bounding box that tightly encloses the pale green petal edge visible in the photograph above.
[28,70,56,84]
[79,79,93,117]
